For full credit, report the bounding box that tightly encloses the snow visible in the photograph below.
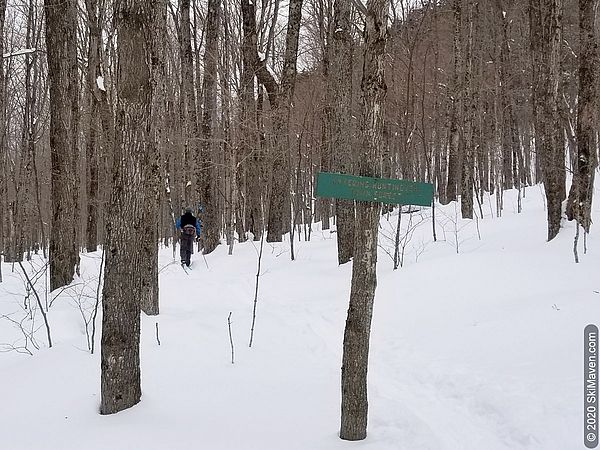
[96,76,106,92]
[1,186,599,449]
[2,48,36,58]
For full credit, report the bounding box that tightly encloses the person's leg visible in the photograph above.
[179,232,186,264]
[185,234,192,266]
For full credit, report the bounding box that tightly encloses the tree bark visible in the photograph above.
[263,0,304,242]
[141,0,166,316]
[198,0,221,254]
[240,0,262,241]
[101,0,157,414]
[445,0,462,204]
[461,0,476,219]
[45,0,80,291]
[530,0,565,240]
[84,0,102,253]
[85,0,114,251]
[331,0,355,264]
[340,0,388,440]
[565,0,597,231]
[220,3,235,252]
[15,0,37,261]
[320,12,331,232]
[0,0,4,275]
[180,0,198,207]
[496,0,518,191]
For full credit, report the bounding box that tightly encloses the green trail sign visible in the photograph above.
[315,172,433,206]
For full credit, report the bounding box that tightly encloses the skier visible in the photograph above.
[176,207,201,267]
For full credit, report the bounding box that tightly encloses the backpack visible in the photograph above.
[183,224,196,236]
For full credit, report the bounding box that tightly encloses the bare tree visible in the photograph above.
[240,0,262,241]
[340,0,389,440]
[84,0,115,254]
[198,0,222,254]
[565,0,598,231]
[530,0,565,240]
[444,0,462,204]
[260,0,304,242]
[100,0,160,415]
[13,0,39,262]
[0,0,5,278]
[45,0,80,290]
[180,0,199,207]
[330,0,355,264]
[84,0,101,253]
[460,0,476,219]
[141,0,167,316]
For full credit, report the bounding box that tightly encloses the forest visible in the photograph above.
[0,0,598,444]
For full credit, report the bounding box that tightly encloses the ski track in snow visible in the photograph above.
[1,186,599,449]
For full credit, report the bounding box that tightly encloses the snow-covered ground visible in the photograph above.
[1,186,599,450]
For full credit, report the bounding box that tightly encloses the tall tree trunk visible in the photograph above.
[530,0,565,240]
[45,0,80,291]
[432,1,445,203]
[15,0,36,261]
[445,0,462,204]
[263,0,304,242]
[141,0,166,316]
[26,0,43,256]
[0,0,5,276]
[84,0,102,253]
[340,0,388,440]
[496,0,518,191]
[220,3,235,252]
[461,0,477,219]
[240,0,262,241]
[180,0,198,207]
[85,101,100,252]
[565,0,598,231]
[101,0,157,414]
[320,12,332,232]
[331,0,355,264]
[198,0,221,254]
